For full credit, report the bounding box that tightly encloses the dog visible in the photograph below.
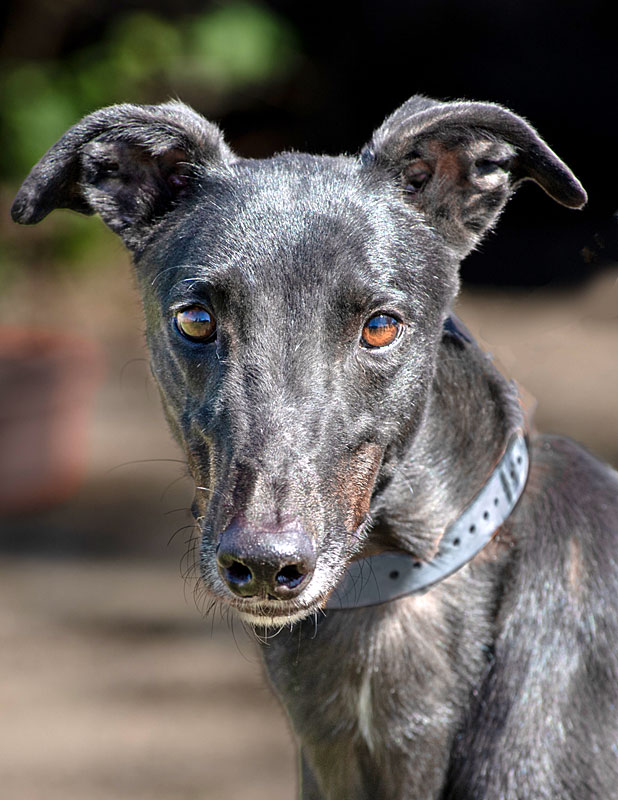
[12,95,618,799]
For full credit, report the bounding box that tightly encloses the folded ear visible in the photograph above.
[363,96,587,256]
[11,101,234,250]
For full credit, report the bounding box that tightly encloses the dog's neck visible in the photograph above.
[328,432,527,607]
[366,317,526,564]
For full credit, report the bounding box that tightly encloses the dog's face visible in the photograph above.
[12,96,585,626]
[139,154,455,625]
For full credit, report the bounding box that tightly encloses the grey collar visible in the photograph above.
[326,432,529,609]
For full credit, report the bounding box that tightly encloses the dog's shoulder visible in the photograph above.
[446,434,618,799]
[511,433,618,601]
[527,433,618,533]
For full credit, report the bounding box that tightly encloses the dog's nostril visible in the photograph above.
[216,518,316,600]
[275,564,306,589]
[225,561,253,586]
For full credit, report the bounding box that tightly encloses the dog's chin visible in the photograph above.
[235,605,319,629]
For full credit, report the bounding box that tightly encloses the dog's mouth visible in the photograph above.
[233,601,322,629]
[218,563,341,628]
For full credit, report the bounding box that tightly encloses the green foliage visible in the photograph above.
[186,3,297,88]
[1,2,299,280]
[2,63,80,182]
[0,2,298,180]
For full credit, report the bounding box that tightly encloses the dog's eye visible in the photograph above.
[361,314,402,349]
[175,306,216,342]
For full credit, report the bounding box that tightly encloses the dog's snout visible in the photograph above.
[216,519,316,600]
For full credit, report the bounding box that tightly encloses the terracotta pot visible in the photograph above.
[0,328,103,514]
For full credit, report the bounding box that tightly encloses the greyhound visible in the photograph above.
[12,95,618,799]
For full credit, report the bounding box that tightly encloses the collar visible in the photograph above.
[326,431,529,609]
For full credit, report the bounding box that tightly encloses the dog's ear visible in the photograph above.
[364,96,587,256]
[11,101,234,250]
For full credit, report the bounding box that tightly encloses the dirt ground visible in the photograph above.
[0,559,296,800]
[0,259,616,799]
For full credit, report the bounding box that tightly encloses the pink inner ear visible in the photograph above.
[157,148,191,197]
[403,141,468,197]
[426,141,463,183]
[167,172,189,195]
[403,158,433,194]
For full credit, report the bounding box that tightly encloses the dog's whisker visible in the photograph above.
[163,506,193,516]
[118,357,149,385]
[151,263,197,287]
[167,522,197,547]
[160,473,192,501]
[106,457,188,474]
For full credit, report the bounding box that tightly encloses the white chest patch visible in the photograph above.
[357,670,375,752]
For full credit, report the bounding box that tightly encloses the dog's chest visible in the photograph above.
[261,594,474,798]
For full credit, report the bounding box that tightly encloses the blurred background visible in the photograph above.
[0,1,616,798]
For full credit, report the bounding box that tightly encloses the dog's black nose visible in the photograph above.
[216,519,316,600]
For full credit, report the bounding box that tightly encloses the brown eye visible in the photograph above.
[175,306,216,342]
[361,314,402,349]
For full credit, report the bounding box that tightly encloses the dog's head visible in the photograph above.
[12,96,585,626]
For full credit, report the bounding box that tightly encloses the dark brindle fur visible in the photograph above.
[12,95,618,798]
